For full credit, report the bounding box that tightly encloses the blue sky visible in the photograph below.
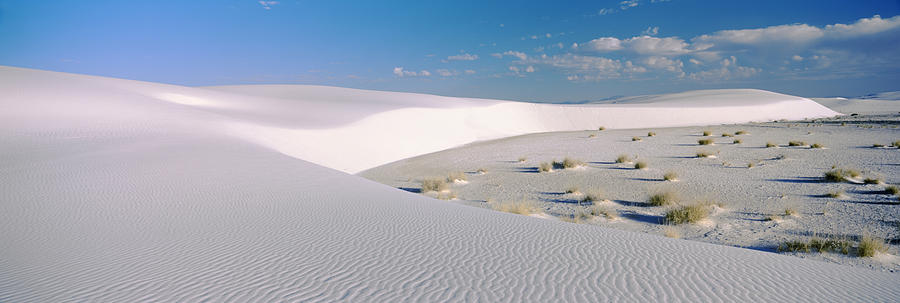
[1,0,899,102]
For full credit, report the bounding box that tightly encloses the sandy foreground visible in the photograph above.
[1,66,899,301]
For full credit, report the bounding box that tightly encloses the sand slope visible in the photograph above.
[1,66,896,302]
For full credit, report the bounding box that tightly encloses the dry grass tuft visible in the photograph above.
[632,136,642,142]
[810,143,824,149]
[447,172,467,182]
[702,130,711,136]
[784,206,798,217]
[634,161,648,169]
[721,133,734,137]
[766,142,777,148]
[539,162,553,173]
[788,140,807,147]
[490,200,542,216]
[858,234,887,258]
[695,150,714,158]
[733,139,742,144]
[735,130,747,135]
[747,162,756,168]
[565,187,580,194]
[421,178,449,193]
[560,157,585,169]
[663,171,678,181]
[663,225,681,238]
[892,140,900,148]
[598,126,606,131]
[823,168,861,182]
[698,139,714,145]
[873,143,885,148]
[648,190,679,206]
[647,131,656,137]
[826,190,844,198]
[863,177,881,184]
[590,204,618,220]
[885,185,899,195]
[581,190,605,204]
[588,134,597,138]
[615,154,633,163]
[518,156,527,163]
[665,204,709,224]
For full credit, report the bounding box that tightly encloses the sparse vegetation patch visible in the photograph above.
[823,168,860,182]
[649,190,679,206]
[665,204,709,224]
[698,139,714,145]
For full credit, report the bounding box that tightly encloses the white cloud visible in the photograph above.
[436,69,457,77]
[526,66,535,73]
[642,56,684,74]
[465,69,476,75]
[694,15,900,47]
[585,37,623,51]
[792,55,804,61]
[689,58,702,65]
[824,15,900,38]
[689,56,760,80]
[447,53,479,61]
[620,0,639,9]
[258,1,279,10]
[642,26,659,36]
[625,36,690,55]
[597,8,613,15]
[508,66,520,73]
[419,70,431,76]
[501,50,528,60]
[393,67,430,77]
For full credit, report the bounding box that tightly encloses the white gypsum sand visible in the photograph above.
[1,66,898,302]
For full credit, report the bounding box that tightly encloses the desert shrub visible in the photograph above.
[778,240,810,253]
[663,171,678,181]
[733,139,742,144]
[784,207,798,217]
[863,177,881,184]
[885,185,899,195]
[788,140,806,146]
[539,162,553,172]
[590,205,617,220]
[632,136,642,142]
[648,190,679,206]
[892,140,900,148]
[873,144,885,148]
[561,157,585,169]
[735,130,747,135]
[647,131,656,137]
[766,142,777,148]
[810,143,824,149]
[698,139,714,145]
[565,187,580,194]
[435,191,458,200]
[823,168,860,182]
[858,234,887,257]
[581,190,604,203]
[518,156,527,163]
[665,204,709,224]
[663,225,681,238]
[747,162,756,168]
[490,200,541,216]
[447,172,467,182]
[588,134,597,138]
[695,150,714,158]
[422,178,449,193]
[702,130,711,136]
[615,154,632,163]
[826,190,844,198]
[721,133,733,137]
[634,161,648,169]
[598,126,606,131]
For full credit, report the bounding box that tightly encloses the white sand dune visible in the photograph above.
[1,66,896,302]
[813,91,900,114]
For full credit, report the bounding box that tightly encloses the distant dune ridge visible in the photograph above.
[1,66,897,302]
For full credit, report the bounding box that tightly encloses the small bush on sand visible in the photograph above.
[663,171,678,181]
[892,140,900,148]
[648,131,656,137]
[518,156,527,163]
[422,178,449,193]
[698,139,714,145]
[435,191,458,200]
[824,168,860,182]
[695,150,714,158]
[648,190,679,206]
[615,154,632,163]
[632,136,642,142]
[634,161,648,169]
[735,130,747,135]
[665,204,709,224]
[766,142,777,148]
[590,205,617,220]
[721,133,733,137]
[826,190,844,198]
[747,162,756,168]
[858,234,887,258]
[779,236,852,254]
[788,140,806,147]
[565,187,580,194]
[810,143,824,149]
[863,177,881,184]
[733,139,742,144]
[702,130,711,136]
[784,207,798,217]
[778,240,810,253]
[490,200,541,216]
[447,172,467,183]
[663,225,681,238]
[873,144,885,148]
[885,185,899,195]
[588,134,597,138]
[559,157,585,169]
[539,162,553,172]
[581,190,605,204]
[598,126,606,131]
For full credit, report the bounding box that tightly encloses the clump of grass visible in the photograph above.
[826,190,844,198]
[581,190,605,204]
[663,225,681,239]
[698,139,714,145]
[588,134,597,138]
[810,143,824,149]
[778,240,810,253]
[763,214,782,222]
[476,168,489,175]
[421,178,449,193]
[721,133,733,137]
[647,131,656,137]
[665,204,709,224]
[873,143,885,148]
[648,190,679,206]
[518,156,527,163]
[598,126,606,131]
[863,177,881,184]
[447,172,467,183]
[615,154,632,163]
[788,140,806,147]
[892,140,900,148]
[784,206,798,217]
[634,161,648,170]
[885,185,899,195]
[632,136,642,142]
[823,168,861,182]
[858,234,887,258]
[695,150,714,158]
[747,162,756,168]
[733,139,742,144]
[560,157,585,169]
[735,130,747,135]
[702,130,711,136]
[565,187,580,194]
[590,204,617,220]
[779,236,852,254]
[766,142,777,148]
[663,171,678,181]
[538,162,553,173]
[434,191,458,200]
[490,200,541,216]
